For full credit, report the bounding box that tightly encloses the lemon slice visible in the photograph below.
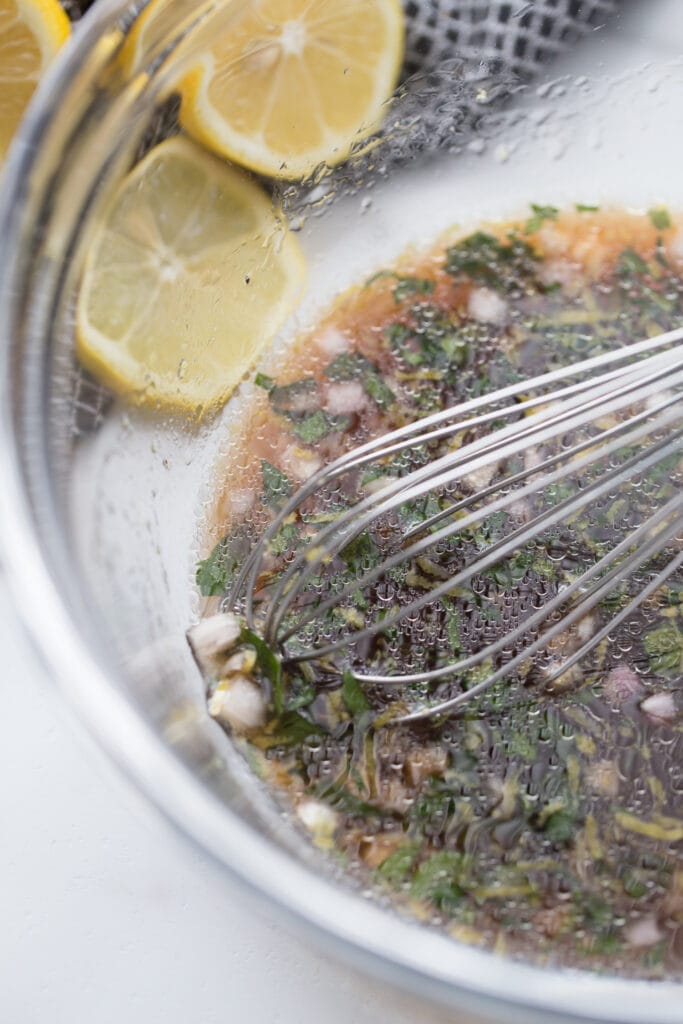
[180,0,405,180]
[119,0,215,77]
[77,136,306,413]
[0,0,70,159]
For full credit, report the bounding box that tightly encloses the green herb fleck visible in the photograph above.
[376,843,420,885]
[543,810,577,845]
[393,276,436,302]
[617,248,649,277]
[649,207,672,230]
[342,669,371,719]
[266,710,324,746]
[643,622,683,676]
[325,351,395,409]
[285,676,316,712]
[269,521,298,556]
[240,626,284,715]
[269,378,319,414]
[410,851,468,909]
[622,872,648,900]
[365,270,436,303]
[254,372,275,392]
[575,203,600,213]
[261,460,292,509]
[524,203,559,234]
[294,410,333,444]
[446,607,462,654]
[584,932,623,956]
[339,529,383,572]
[508,731,538,763]
[387,307,467,371]
[196,533,244,596]
[445,231,539,293]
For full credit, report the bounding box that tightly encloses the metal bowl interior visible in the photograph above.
[2,2,683,1020]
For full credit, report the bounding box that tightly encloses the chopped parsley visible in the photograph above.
[617,247,649,277]
[524,203,559,234]
[393,276,436,302]
[325,351,395,409]
[376,844,420,885]
[254,372,275,392]
[649,207,672,230]
[269,521,298,556]
[196,532,246,596]
[342,669,371,719]
[409,851,468,909]
[240,626,284,715]
[293,410,335,444]
[365,270,436,303]
[261,460,292,508]
[643,622,683,676]
[445,230,539,293]
[262,710,324,747]
[386,306,468,371]
[269,378,319,414]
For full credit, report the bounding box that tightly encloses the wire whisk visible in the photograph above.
[229,327,683,723]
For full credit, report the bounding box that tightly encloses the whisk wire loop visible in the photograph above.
[229,329,683,722]
[270,369,683,646]
[231,327,683,619]
[279,422,683,663]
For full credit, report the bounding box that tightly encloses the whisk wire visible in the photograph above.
[229,328,683,722]
[271,375,683,647]
[261,342,683,639]
[232,327,683,620]
[401,509,683,720]
[280,422,683,664]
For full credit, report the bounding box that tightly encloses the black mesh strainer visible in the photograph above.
[402,0,621,78]
[280,0,624,195]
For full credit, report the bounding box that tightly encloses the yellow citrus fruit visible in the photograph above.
[118,0,214,77]
[0,0,70,159]
[77,135,306,414]
[180,0,405,180]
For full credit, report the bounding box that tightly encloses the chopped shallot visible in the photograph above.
[187,612,241,673]
[208,676,267,734]
[324,380,366,414]
[467,286,508,325]
[640,691,677,723]
[604,665,643,704]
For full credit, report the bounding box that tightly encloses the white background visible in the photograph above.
[3,3,683,1022]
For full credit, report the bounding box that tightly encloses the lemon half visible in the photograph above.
[77,135,306,413]
[0,0,70,159]
[180,0,405,180]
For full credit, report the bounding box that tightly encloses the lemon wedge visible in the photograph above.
[77,136,306,413]
[180,0,405,180]
[0,0,70,159]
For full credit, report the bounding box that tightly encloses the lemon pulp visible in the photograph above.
[180,0,405,179]
[0,0,70,159]
[77,136,306,414]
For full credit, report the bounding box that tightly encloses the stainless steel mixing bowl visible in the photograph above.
[2,1,683,1020]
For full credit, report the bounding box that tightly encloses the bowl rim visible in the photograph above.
[1,3,682,1021]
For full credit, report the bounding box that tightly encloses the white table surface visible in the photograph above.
[3,3,683,1022]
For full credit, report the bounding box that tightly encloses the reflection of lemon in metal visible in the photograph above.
[180,0,405,180]
[77,136,306,414]
[0,0,70,159]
